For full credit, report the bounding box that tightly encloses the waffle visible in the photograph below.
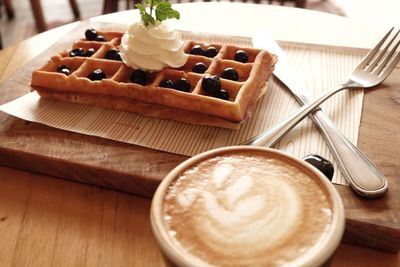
[31,29,277,129]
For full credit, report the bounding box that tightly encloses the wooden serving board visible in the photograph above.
[0,22,399,253]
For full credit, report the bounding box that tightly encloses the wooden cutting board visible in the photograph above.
[0,22,399,253]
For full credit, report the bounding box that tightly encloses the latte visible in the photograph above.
[151,147,345,267]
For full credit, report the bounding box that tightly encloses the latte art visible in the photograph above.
[163,152,333,266]
[177,165,301,253]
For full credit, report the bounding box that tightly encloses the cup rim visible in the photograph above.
[151,146,345,267]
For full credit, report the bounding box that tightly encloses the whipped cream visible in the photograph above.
[119,21,188,71]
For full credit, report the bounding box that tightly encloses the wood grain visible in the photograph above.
[339,72,400,251]
[1,166,398,267]
[0,166,164,267]
[0,22,399,255]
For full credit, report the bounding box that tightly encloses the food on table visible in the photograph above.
[130,69,147,85]
[192,62,208,73]
[30,0,276,129]
[303,154,334,181]
[104,48,122,61]
[56,65,70,75]
[87,68,106,81]
[31,31,276,129]
[234,49,249,63]
[204,46,219,58]
[190,44,206,56]
[85,28,98,41]
[221,67,239,81]
[160,79,174,89]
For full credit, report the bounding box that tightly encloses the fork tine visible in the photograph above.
[374,31,400,75]
[367,29,400,72]
[377,46,400,79]
[358,27,394,69]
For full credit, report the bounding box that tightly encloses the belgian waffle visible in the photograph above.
[31,29,277,129]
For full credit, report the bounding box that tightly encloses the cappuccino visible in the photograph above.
[151,147,344,267]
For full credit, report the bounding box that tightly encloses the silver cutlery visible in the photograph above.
[243,27,400,198]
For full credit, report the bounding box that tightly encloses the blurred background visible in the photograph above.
[0,0,398,49]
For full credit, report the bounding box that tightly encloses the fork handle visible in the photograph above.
[309,109,388,197]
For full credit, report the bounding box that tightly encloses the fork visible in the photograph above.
[242,27,400,197]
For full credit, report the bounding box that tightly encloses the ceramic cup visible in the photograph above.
[151,146,345,267]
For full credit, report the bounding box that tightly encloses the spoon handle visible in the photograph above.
[309,108,388,197]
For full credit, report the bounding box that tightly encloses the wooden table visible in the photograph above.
[0,3,399,266]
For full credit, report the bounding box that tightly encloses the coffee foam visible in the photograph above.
[163,151,333,266]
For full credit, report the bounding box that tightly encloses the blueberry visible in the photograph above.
[96,35,106,42]
[85,28,97,41]
[215,89,229,100]
[69,48,85,57]
[192,62,208,73]
[190,45,205,56]
[59,68,70,75]
[173,78,191,92]
[160,79,174,89]
[85,48,95,57]
[87,69,106,81]
[205,46,218,58]
[201,75,221,95]
[57,64,68,72]
[130,69,147,85]
[234,50,249,63]
[221,67,239,81]
[57,65,70,75]
[303,154,334,181]
[105,49,122,61]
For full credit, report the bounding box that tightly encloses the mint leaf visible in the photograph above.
[155,2,180,22]
[135,3,145,13]
[135,3,155,26]
[151,0,162,5]
[136,0,180,26]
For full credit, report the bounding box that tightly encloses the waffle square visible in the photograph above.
[31,29,277,129]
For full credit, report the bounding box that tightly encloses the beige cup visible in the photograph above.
[151,146,345,267]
